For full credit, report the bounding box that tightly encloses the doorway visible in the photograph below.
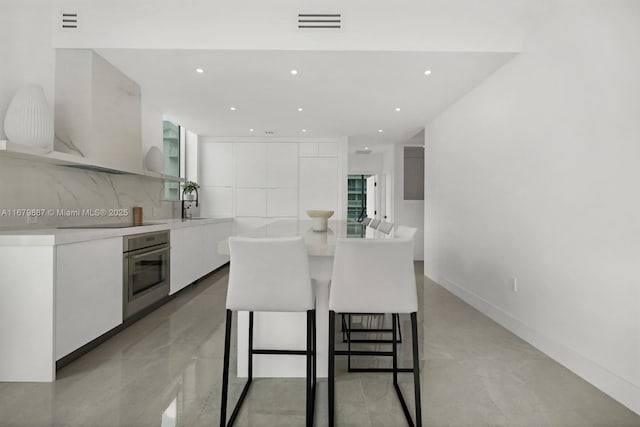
[347,174,377,222]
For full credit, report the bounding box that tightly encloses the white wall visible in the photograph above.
[394,144,425,260]
[0,0,55,141]
[425,0,640,414]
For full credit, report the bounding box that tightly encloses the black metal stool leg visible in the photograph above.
[220,309,233,427]
[411,312,422,427]
[220,311,254,427]
[306,310,314,427]
[328,310,336,427]
[312,310,317,404]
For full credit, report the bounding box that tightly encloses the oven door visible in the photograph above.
[123,244,170,319]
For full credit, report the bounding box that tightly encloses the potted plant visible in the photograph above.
[182,181,200,200]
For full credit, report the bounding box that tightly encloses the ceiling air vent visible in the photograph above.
[264,130,275,135]
[61,12,79,30]
[298,13,341,29]
[355,149,372,155]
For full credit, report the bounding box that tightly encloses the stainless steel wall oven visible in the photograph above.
[123,230,170,319]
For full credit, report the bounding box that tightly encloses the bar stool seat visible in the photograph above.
[328,238,422,427]
[220,236,316,426]
[377,221,394,234]
[369,218,382,229]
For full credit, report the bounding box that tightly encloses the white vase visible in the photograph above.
[144,146,164,173]
[3,84,54,149]
[312,217,328,232]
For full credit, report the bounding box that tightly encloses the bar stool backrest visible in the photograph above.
[377,221,394,234]
[329,238,417,313]
[369,219,381,229]
[394,225,418,240]
[227,236,313,312]
[362,217,372,226]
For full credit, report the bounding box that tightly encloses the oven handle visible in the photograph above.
[129,246,171,260]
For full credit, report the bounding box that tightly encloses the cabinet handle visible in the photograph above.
[130,246,171,260]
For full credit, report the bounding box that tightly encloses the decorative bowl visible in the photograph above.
[306,210,334,232]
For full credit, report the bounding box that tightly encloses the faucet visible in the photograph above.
[181,187,199,219]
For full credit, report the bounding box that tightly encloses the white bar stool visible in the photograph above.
[394,225,418,239]
[377,221,394,234]
[220,237,317,426]
[328,238,422,427]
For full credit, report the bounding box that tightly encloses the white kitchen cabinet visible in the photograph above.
[299,157,338,217]
[318,142,338,157]
[200,142,233,187]
[200,186,233,218]
[171,224,202,293]
[267,188,298,217]
[55,237,123,360]
[235,143,267,188]
[170,228,186,294]
[183,224,204,286]
[170,221,232,295]
[267,143,298,188]
[299,142,318,157]
[236,188,267,217]
[202,221,232,274]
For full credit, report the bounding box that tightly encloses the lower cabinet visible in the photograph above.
[170,221,231,295]
[55,237,123,360]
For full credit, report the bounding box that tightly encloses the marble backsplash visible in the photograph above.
[0,156,178,230]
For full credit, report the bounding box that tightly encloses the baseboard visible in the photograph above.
[431,274,640,416]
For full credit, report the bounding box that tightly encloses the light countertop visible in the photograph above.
[218,220,391,256]
[0,217,233,246]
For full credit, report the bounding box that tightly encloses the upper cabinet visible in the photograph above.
[235,143,267,188]
[54,49,142,173]
[267,143,298,188]
[200,142,233,187]
[298,142,337,158]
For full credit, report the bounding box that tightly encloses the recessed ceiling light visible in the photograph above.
[297,107,303,112]
[364,146,369,150]
[195,68,204,73]
[229,107,237,111]
[378,129,383,133]
[249,128,254,132]
[302,129,307,133]
[290,69,298,75]
[395,107,401,112]
[424,69,432,76]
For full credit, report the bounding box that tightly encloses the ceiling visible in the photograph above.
[96,49,516,147]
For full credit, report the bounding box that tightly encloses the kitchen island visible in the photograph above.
[219,220,391,378]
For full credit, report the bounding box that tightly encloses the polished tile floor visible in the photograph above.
[1,263,638,426]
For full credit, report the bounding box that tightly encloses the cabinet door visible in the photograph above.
[200,142,233,187]
[182,225,205,284]
[170,228,186,295]
[55,237,122,360]
[200,187,233,218]
[318,142,338,157]
[202,222,232,273]
[298,142,318,157]
[235,188,267,217]
[268,188,298,217]
[299,157,338,217]
[235,143,267,188]
[267,143,298,188]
